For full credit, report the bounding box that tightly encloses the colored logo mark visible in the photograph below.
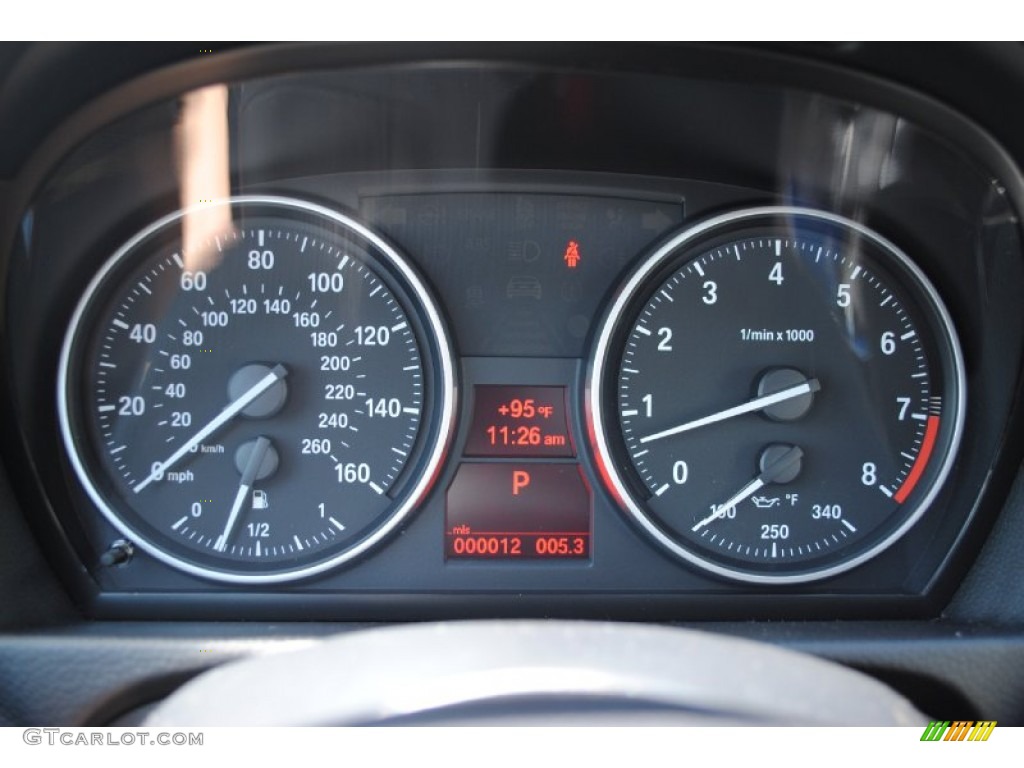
[920,720,997,741]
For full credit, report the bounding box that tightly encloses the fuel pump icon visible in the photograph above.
[251,490,269,510]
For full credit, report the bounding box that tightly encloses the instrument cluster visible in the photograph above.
[5,55,1023,619]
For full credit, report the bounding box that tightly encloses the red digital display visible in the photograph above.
[446,463,591,560]
[464,385,575,458]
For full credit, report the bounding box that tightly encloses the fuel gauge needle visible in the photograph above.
[692,445,804,532]
[214,436,271,553]
[132,364,287,493]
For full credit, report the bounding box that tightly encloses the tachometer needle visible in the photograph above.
[691,445,804,532]
[214,436,271,553]
[639,379,820,445]
[132,364,287,493]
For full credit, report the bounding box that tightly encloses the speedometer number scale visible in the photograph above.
[590,208,963,583]
[60,197,454,583]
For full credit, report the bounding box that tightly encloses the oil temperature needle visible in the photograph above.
[691,446,804,532]
[132,365,287,494]
[639,379,820,445]
[214,436,271,553]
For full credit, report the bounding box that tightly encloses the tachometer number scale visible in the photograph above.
[589,208,963,583]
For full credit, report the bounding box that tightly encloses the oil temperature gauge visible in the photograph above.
[588,207,965,584]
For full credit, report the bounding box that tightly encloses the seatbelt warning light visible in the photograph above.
[564,240,581,269]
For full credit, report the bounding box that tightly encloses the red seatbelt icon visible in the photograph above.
[564,240,581,269]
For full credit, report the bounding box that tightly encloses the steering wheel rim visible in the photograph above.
[144,621,927,726]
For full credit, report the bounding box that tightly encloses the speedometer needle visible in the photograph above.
[132,364,288,494]
[639,379,820,445]
[214,436,270,553]
[691,445,803,532]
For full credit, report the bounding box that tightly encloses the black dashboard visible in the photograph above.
[2,43,1024,726]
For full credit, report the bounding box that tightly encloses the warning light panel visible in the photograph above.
[446,463,592,560]
[464,385,575,458]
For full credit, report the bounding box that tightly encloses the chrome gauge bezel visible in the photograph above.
[57,195,457,584]
[586,206,966,585]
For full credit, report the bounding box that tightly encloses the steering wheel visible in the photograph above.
[145,621,926,726]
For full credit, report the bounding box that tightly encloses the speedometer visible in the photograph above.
[588,207,964,584]
[58,196,456,584]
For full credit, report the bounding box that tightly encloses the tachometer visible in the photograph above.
[58,196,456,583]
[588,207,964,583]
